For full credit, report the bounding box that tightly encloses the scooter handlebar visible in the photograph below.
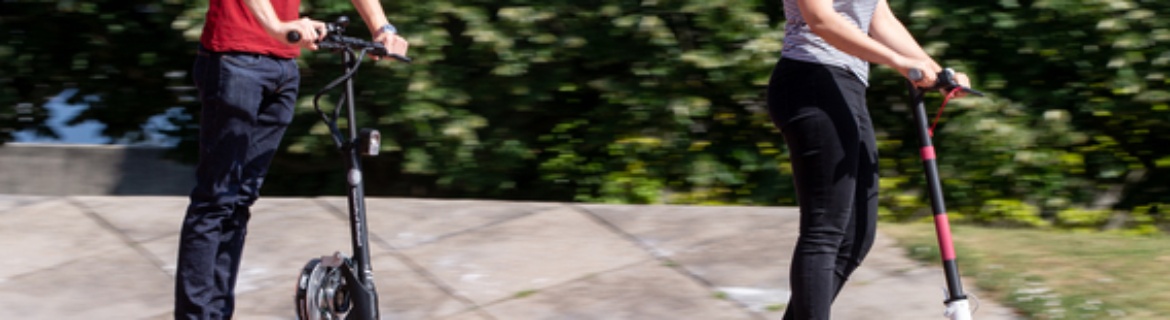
[286,31,301,43]
[909,68,984,97]
[286,27,412,63]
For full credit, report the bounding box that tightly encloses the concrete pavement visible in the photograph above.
[0,195,1021,319]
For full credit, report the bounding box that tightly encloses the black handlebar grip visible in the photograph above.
[388,53,413,63]
[908,68,924,82]
[908,68,985,96]
[287,31,301,43]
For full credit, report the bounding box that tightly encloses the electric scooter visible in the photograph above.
[287,16,411,320]
[907,68,985,320]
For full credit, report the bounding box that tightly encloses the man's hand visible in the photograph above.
[275,17,327,50]
[372,29,409,61]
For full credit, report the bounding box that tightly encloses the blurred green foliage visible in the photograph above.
[1,0,1167,232]
[0,0,197,142]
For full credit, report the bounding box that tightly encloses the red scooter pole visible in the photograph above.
[907,68,983,320]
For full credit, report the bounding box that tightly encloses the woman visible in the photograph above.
[766,0,970,319]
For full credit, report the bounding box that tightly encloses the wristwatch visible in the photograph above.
[377,23,397,36]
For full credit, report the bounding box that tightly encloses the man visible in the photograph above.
[175,0,408,318]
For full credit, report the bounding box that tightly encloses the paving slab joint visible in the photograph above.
[65,197,173,275]
[569,204,768,320]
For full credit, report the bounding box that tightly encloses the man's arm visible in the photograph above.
[351,0,409,58]
[351,0,390,36]
[243,0,325,49]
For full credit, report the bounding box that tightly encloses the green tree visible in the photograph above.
[871,0,1169,230]
[245,0,797,203]
[4,0,1166,232]
[1,0,199,144]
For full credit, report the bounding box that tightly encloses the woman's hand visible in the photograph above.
[951,71,972,98]
[894,56,940,89]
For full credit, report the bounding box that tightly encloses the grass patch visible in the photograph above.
[882,222,1170,320]
[513,289,537,299]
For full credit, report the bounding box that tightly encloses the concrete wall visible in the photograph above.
[0,144,194,195]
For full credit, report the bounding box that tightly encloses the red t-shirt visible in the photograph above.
[200,0,302,58]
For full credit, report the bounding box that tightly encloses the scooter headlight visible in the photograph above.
[359,128,381,156]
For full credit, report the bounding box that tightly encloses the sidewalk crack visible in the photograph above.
[66,197,172,276]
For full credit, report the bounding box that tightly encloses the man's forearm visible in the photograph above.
[352,0,390,35]
[243,0,284,35]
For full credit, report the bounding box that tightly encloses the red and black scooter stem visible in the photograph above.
[907,76,968,303]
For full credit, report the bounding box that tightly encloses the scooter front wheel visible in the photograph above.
[295,258,350,320]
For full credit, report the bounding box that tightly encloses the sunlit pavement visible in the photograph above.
[0,195,1021,319]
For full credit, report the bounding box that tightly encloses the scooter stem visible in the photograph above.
[341,49,379,319]
[908,82,972,319]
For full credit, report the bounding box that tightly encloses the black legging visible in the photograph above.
[766,58,879,320]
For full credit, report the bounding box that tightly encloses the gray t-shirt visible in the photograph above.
[781,0,880,85]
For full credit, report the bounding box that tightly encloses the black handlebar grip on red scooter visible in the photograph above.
[287,31,301,43]
[908,68,985,97]
[908,68,925,82]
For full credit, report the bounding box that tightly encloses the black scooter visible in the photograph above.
[287,16,410,320]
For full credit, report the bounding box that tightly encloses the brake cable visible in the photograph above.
[928,87,965,137]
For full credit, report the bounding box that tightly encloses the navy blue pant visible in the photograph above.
[175,47,298,320]
[767,58,879,320]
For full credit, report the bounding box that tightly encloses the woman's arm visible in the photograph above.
[869,0,941,73]
[869,0,970,91]
[795,0,936,86]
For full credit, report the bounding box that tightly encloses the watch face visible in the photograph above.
[380,24,397,35]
